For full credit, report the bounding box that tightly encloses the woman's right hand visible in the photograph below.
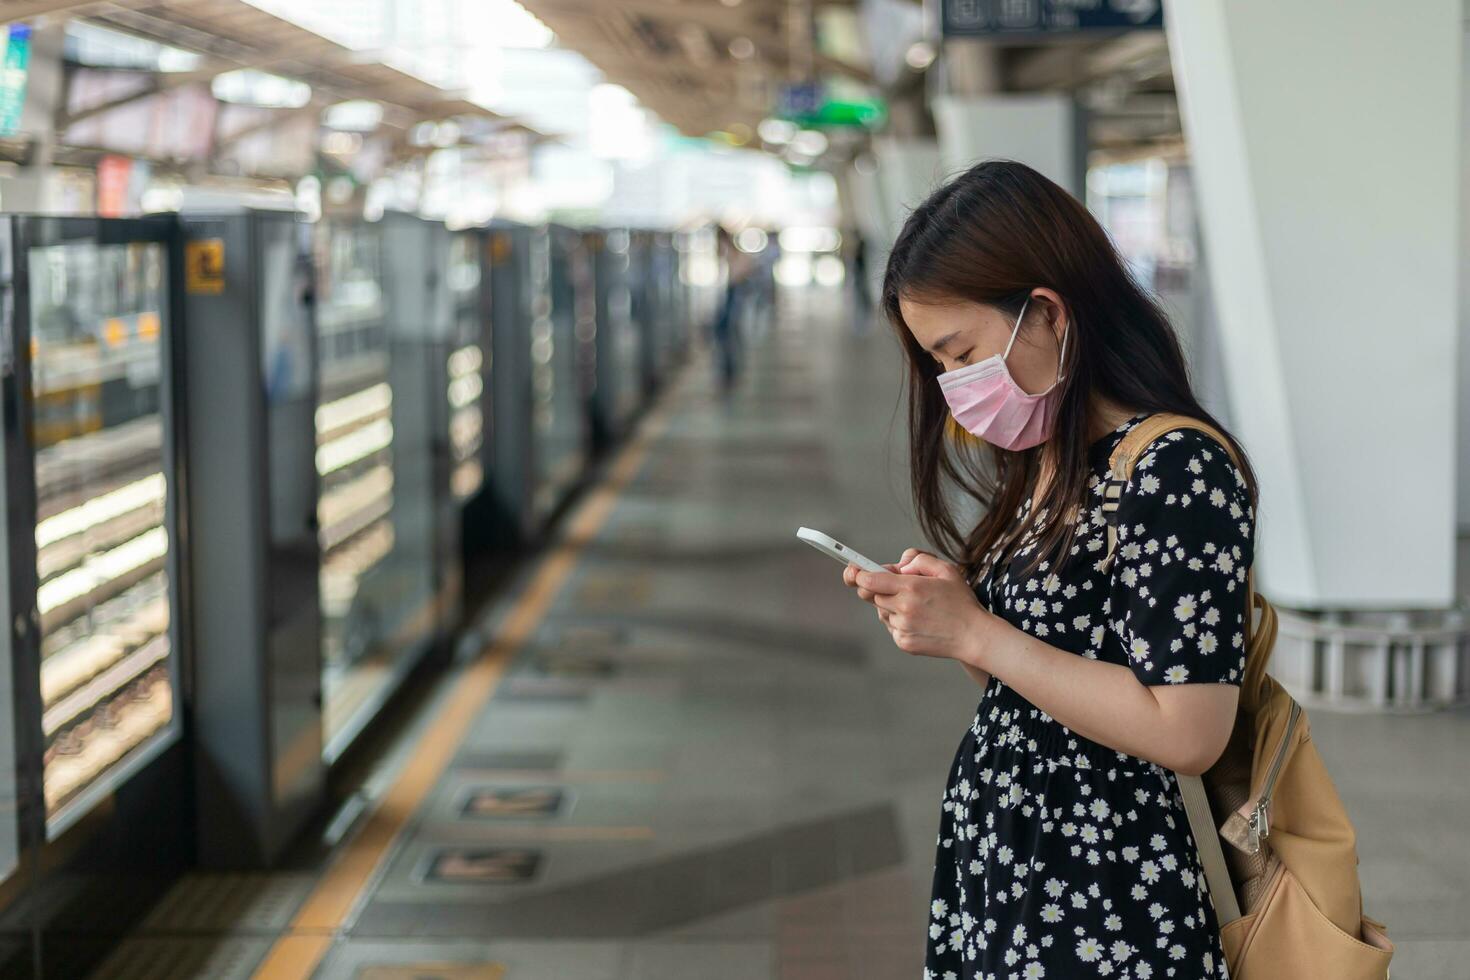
[847,549,988,686]
[845,548,967,614]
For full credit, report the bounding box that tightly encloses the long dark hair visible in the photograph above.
[881,159,1258,584]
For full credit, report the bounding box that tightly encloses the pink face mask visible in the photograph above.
[936,296,1068,451]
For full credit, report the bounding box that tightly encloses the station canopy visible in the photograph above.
[0,0,540,180]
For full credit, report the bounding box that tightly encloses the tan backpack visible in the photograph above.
[1099,413,1394,979]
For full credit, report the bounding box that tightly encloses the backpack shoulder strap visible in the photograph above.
[1097,412,1251,927]
[1178,772,1243,925]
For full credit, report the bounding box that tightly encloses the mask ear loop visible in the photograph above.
[1010,297,1070,396]
[1000,294,1032,362]
[1053,317,1069,385]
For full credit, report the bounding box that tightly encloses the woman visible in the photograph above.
[843,160,1258,979]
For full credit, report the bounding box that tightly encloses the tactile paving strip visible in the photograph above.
[85,936,274,980]
[139,873,318,933]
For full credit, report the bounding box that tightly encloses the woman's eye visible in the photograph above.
[957,349,973,365]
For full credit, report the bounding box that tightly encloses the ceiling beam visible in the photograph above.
[85,5,498,124]
[0,0,108,25]
[212,102,319,151]
[531,0,872,82]
[1007,31,1168,91]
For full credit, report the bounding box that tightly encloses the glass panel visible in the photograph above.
[313,220,436,756]
[447,233,484,501]
[540,229,582,513]
[0,227,18,882]
[527,228,557,520]
[26,238,177,833]
[260,219,323,789]
[605,229,639,424]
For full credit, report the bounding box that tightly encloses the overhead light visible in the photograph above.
[728,36,755,60]
[323,100,383,132]
[211,69,311,108]
[431,119,461,147]
[757,117,797,145]
[736,227,768,253]
[779,226,842,253]
[322,131,362,155]
[719,0,743,6]
[790,129,828,156]
[905,41,937,70]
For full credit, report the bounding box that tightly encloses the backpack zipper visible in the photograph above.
[1247,699,1302,849]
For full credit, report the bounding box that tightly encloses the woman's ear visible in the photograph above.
[1031,287,1070,341]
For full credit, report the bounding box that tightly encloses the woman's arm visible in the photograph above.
[988,429,1254,775]
[962,614,1236,775]
[959,661,992,689]
[860,429,1256,776]
[847,551,992,690]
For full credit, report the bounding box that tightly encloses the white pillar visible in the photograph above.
[837,160,886,259]
[1459,17,1470,533]
[871,135,942,248]
[837,159,888,305]
[932,92,1087,198]
[1165,0,1462,608]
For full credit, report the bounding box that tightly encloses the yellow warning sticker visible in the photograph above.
[185,238,225,294]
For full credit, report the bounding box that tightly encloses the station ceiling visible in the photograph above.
[517,0,874,141]
[0,0,540,177]
[0,0,1181,169]
[494,1,1179,157]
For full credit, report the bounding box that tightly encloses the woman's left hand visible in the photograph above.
[854,553,1001,663]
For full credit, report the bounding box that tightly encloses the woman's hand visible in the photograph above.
[843,547,922,603]
[844,549,997,663]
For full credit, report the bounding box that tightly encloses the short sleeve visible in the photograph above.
[1108,429,1255,686]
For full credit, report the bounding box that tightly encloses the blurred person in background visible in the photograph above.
[845,227,871,327]
[751,228,780,337]
[713,224,756,395]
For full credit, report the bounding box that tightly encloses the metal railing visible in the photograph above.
[1271,605,1470,711]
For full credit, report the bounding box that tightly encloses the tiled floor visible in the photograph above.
[93,285,1470,979]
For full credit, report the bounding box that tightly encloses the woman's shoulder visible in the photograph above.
[1117,425,1254,540]
[1131,426,1246,492]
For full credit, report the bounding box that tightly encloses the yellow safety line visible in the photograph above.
[451,768,668,783]
[252,386,679,980]
[425,826,657,841]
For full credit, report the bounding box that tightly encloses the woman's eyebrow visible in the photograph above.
[926,331,959,354]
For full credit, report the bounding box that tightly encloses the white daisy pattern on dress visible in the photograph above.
[923,414,1253,980]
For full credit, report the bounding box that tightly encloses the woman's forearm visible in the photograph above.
[959,661,991,689]
[960,611,1223,774]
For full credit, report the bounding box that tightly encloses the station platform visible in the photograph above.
[89,287,1469,980]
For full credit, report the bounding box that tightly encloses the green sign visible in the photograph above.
[770,84,882,130]
[0,24,31,137]
[814,98,886,128]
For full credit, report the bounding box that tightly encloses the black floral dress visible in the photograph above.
[923,412,1255,980]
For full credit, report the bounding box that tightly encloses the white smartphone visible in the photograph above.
[796,526,888,574]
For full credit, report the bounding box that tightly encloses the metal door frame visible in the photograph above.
[0,214,187,853]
